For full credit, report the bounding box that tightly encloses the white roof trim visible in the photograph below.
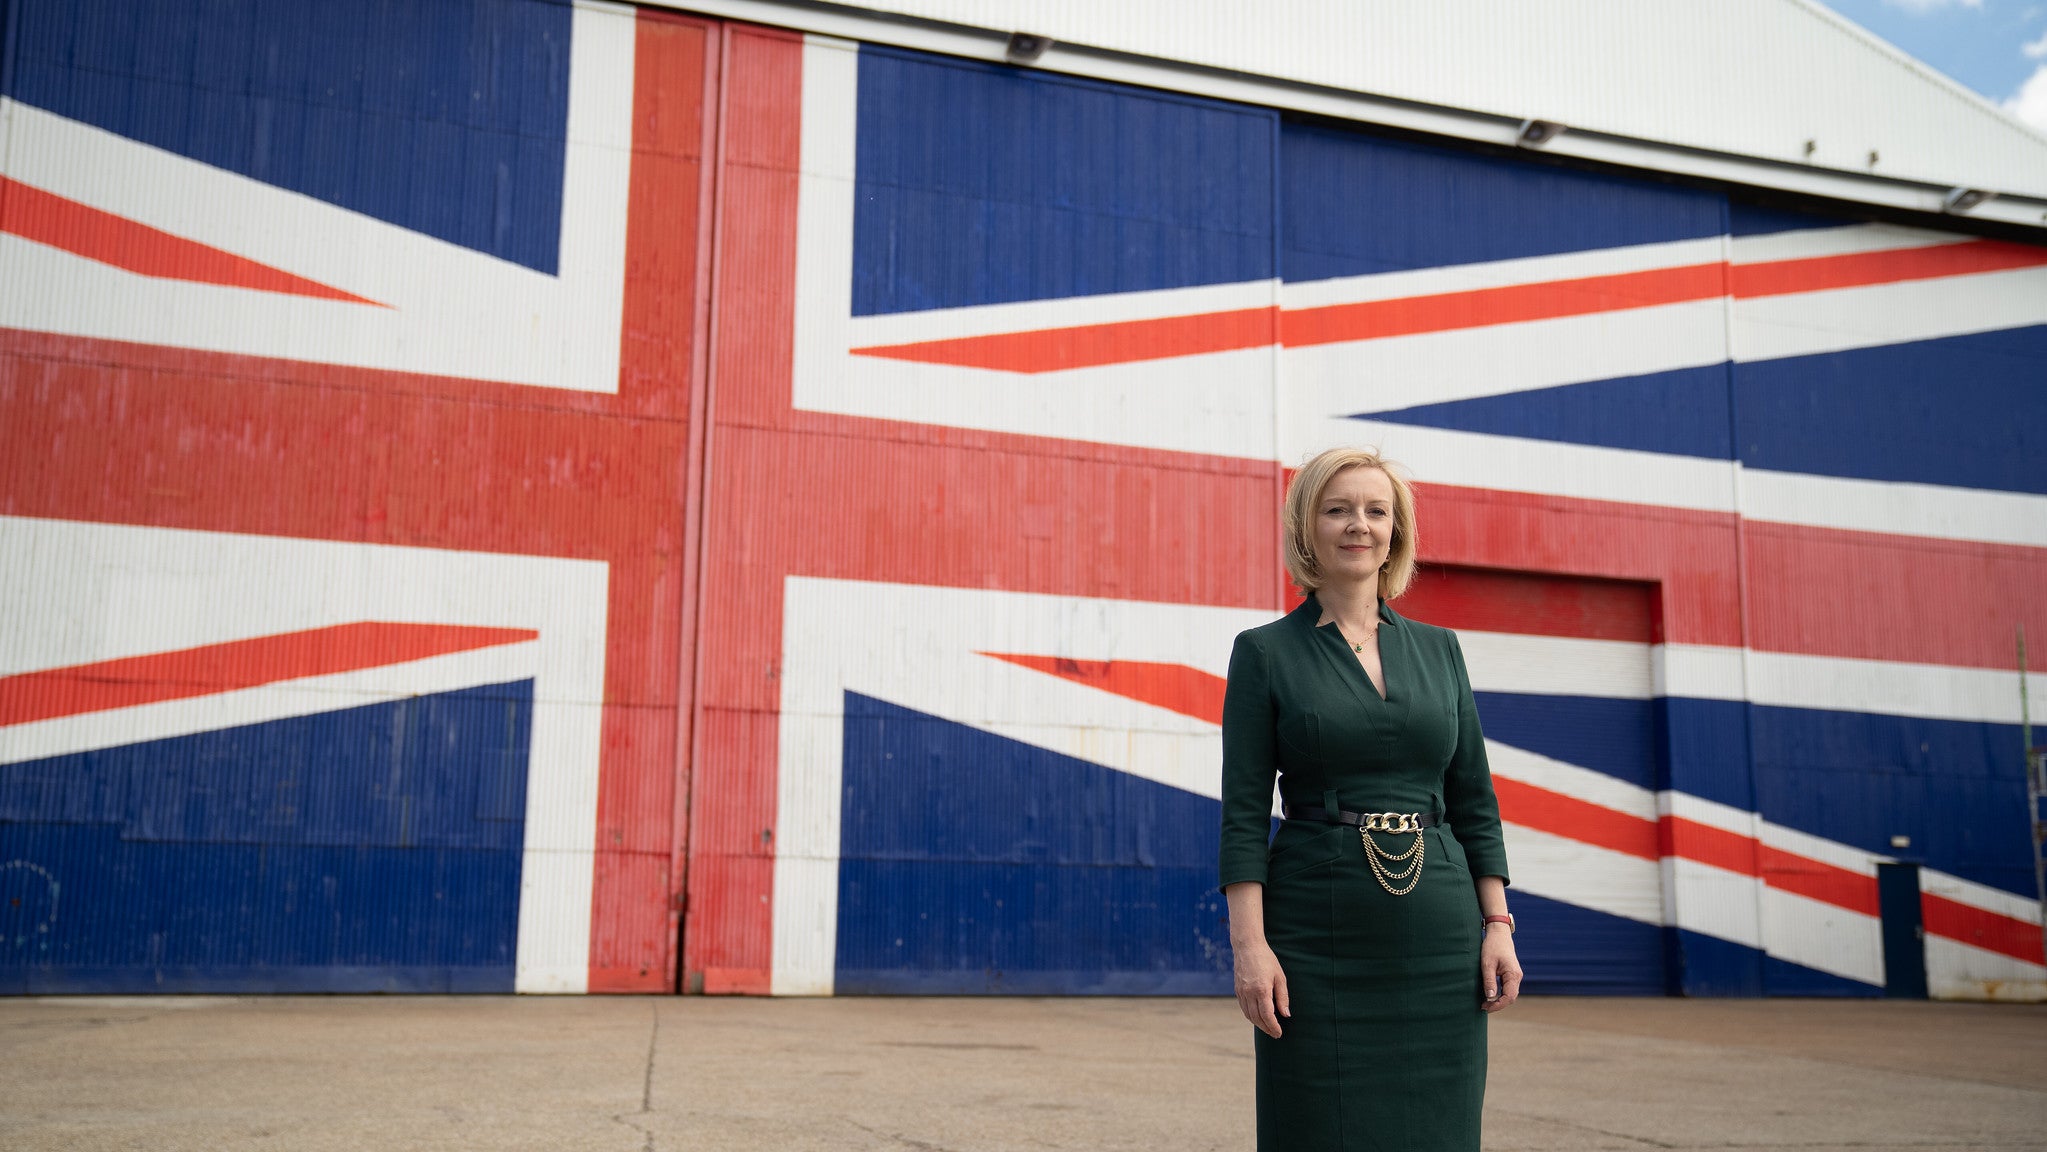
[658,0,2047,234]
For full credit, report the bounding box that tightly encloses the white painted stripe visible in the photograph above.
[1283,297,1729,414]
[1655,644,1747,702]
[1280,237,1726,310]
[1459,631,1653,700]
[1662,790,1761,840]
[1727,223,1967,264]
[1745,649,2024,726]
[1665,857,1765,950]
[847,277,1278,347]
[1732,262,2047,364]
[1925,936,2047,1002]
[1488,741,1656,821]
[1299,417,2044,550]
[1741,471,2047,550]
[1759,820,1877,877]
[1758,885,1884,986]
[1318,416,1741,513]
[1501,822,1664,926]
[0,644,539,765]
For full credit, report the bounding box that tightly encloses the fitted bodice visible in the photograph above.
[1217,595,1511,889]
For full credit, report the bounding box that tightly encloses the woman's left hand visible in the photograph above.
[1479,924,1522,1012]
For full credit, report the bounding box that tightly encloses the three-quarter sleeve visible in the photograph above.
[1443,632,1511,883]
[1218,632,1279,889]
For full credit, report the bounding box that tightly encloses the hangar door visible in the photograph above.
[1399,566,1670,995]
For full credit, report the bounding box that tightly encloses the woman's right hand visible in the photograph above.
[1233,938,1290,1038]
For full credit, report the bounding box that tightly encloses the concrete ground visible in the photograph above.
[1,995,2041,1151]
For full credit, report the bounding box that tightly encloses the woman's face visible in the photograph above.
[1311,465,1395,591]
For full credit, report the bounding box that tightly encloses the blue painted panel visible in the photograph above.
[1512,891,1666,995]
[1669,928,1764,996]
[1749,704,2033,898]
[1659,698,1755,812]
[1763,953,1882,997]
[851,46,1276,315]
[835,693,1232,994]
[1473,692,1661,789]
[1356,365,1735,460]
[1728,200,1862,237]
[6,0,571,274]
[1280,123,1727,283]
[1735,325,2047,495]
[0,680,531,992]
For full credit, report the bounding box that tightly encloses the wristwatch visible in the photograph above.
[1481,914,1515,933]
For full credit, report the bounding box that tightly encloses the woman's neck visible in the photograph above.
[1313,579,1381,630]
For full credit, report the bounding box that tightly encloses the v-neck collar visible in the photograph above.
[1296,592,1403,706]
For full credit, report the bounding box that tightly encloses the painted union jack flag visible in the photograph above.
[1,2,2043,999]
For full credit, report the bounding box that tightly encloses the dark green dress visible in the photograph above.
[1220,594,1510,1152]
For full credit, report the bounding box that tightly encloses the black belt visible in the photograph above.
[1283,805,1439,830]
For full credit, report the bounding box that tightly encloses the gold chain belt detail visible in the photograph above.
[1357,812,1426,896]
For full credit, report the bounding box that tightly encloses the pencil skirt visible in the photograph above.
[1254,822,1487,1152]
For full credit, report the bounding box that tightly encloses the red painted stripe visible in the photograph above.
[1493,776,1661,860]
[1661,816,1761,876]
[842,238,2047,374]
[1283,263,1726,349]
[0,622,538,727]
[851,306,1274,374]
[0,176,385,307]
[1922,892,2046,966]
[1758,845,1881,917]
[1733,238,2047,299]
[979,654,1227,725]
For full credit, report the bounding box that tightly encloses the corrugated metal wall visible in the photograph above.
[2,0,2042,999]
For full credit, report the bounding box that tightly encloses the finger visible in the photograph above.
[1274,970,1291,1019]
[1258,987,1283,1038]
[1237,989,1261,1027]
[1504,967,1523,1005]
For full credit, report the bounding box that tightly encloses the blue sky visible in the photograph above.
[1816,0,2047,127]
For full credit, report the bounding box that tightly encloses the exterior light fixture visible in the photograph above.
[1005,32,1052,64]
[1941,187,1993,214]
[1516,119,1564,148]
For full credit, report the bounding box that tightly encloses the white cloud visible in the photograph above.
[1880,0,1983,11]
[2007,63,2047,129]
[2025,29,2047,58]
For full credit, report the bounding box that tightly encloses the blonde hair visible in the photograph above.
[1283,447,1418,600]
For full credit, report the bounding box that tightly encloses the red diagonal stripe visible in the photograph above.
[0,176,386,306]
[1922,892,2046,966]
[842,237,2047,374]
[1661,815,1761,875]
[0,622,539,727]
[1282,262,1728,349]
[1493,776,1661,860]
[1758,845,1880,917]
[1732,238,2047,299]
[851,306,1275,374]
[979,653,1226,725]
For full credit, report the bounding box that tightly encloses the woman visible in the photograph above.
[1220,446,1521,1151]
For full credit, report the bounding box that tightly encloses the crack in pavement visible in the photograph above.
[611,1000,661,1152]
[849,1117,963,1151]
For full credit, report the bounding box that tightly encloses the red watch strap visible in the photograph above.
[1482,914,1515,931]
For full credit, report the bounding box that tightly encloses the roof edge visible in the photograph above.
[656,0,2047,234]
